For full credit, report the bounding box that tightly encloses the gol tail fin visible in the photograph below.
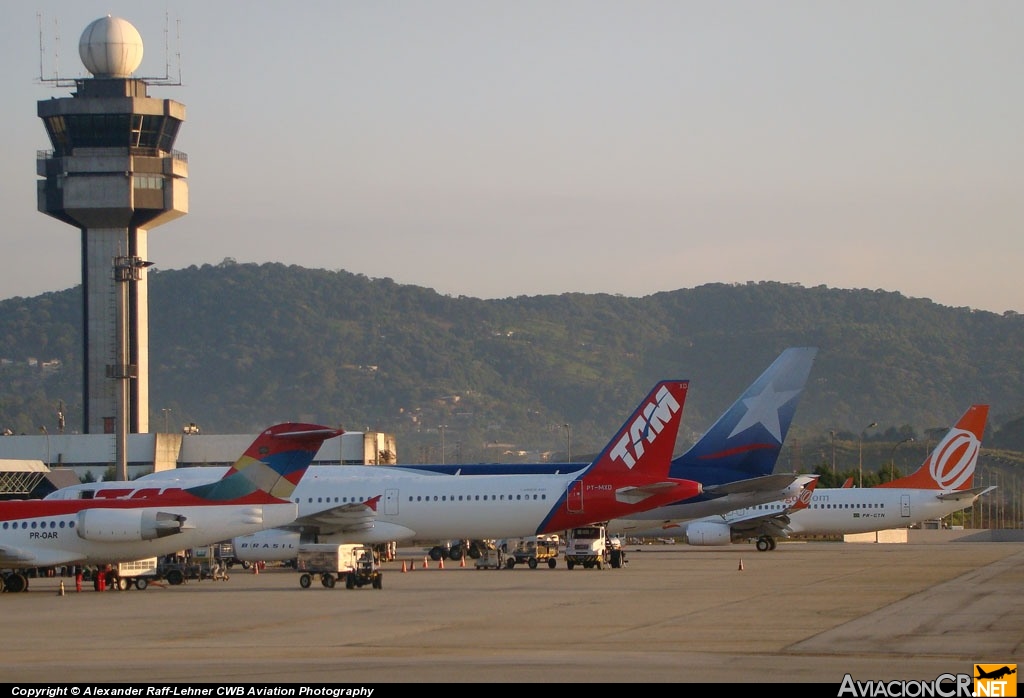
[186,423,343,502]
[878,405,988,490]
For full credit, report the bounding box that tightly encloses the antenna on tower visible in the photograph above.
[36,12,44,80]
[154,11,183,86]
[36,13,76,88]
[37,12,184,87]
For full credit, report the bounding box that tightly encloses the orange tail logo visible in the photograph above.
[881,405,988,490]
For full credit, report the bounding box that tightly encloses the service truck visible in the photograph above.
[295,543,382,589]
[564,525,625,569]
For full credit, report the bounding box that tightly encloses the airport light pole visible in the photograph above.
[39,425,50,468]
[889,437,914,482]
[858,421,877,488]
[829,429,836,475]
[161,408,172,434]
[112,255,153,481]
[563,423,571,463]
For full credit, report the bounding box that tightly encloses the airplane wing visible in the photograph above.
[937,485,996,503]
[728,512,795,540]
[292,495,381,535]
[702,473,812,497]
[718,478,819,539]
[0,544,79,567]
[0,544,38,564]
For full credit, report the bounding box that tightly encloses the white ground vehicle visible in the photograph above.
[295,543,382,590]
[114,558,160,590]
[473,541,504,570]
[564,526,625,569]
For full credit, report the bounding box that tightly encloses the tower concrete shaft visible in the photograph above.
[37,76,187,434]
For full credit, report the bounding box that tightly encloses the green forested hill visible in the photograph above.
[1,261,1023,468]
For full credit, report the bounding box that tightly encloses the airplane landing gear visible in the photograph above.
[756,536,776,552]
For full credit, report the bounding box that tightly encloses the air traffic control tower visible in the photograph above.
[36,16,187,435]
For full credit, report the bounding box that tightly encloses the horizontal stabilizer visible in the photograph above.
[615,481,694,505]
[271,427,346,440]
[937,485,996,502]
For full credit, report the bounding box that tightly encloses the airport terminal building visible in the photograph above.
[0,430,396,498]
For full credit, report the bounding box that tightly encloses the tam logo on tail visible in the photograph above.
[609,384,681,469]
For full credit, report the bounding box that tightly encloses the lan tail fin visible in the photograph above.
[878,405,988,490]
[186,423,343,502]
[671,347,817,484]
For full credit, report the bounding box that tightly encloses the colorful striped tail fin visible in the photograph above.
[186,423,343,502]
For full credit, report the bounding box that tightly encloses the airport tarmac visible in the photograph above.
[3,541,1023,684]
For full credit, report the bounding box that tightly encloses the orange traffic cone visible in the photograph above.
[422,557,428,569]
[738,559,745,571]
[459,556,466,568]
[438,558,445,570]
[253,562,259,575]
[401,560,408,573]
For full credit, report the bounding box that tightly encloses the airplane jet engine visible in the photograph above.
[683,521,733,546]
[76,509,185,542]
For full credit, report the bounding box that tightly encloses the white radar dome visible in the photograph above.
[79,15,144,78]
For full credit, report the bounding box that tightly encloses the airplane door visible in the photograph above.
[900,494,910,518]
[384,488,399,516]
[566,480,583,514]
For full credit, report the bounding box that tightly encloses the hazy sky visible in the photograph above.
[3,2,1022,313]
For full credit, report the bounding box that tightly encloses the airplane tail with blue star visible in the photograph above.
[669,347,818,490]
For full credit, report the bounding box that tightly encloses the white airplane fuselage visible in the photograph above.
[782,487,976,535]
[57,464,684,559]
[0,500,299,568]
[608,485,982,541]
